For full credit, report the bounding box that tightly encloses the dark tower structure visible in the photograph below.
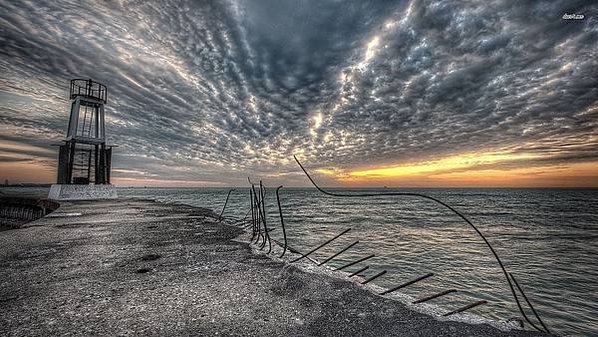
[56,79,113,185]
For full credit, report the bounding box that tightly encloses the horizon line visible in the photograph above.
[3,183,598,189]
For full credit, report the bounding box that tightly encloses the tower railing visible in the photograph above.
[70,79,107,103]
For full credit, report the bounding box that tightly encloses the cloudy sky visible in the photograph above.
[1,0,597,187]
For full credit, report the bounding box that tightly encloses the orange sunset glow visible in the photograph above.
[315,150,598,187]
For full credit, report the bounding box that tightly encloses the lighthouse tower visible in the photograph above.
[48,79,117,200]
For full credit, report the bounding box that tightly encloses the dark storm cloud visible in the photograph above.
[0,0,597,184]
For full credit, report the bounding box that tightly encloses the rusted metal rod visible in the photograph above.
[413,289,458,304]
[249,188,256,239]
[290,228,351,263]
[510,273,550,333]
[251,185,259,242]
[443,300,488,316]
[218,189,233,221]
[334,254,375,271]
[380,273,434,295]
[257,182,266,247]
[239,207,253,229]
[275,186,288,258]
[241,208,251,226]
[255,184,264,245]
[257,187,264,244]
[270,238,304,257]
[258,181,266,249]
[349,266,369,277]
[249,181,263,245]
[256,186,264,245]
[259,181,272,253]
[362,270,387,284]
[318,241,359,266]
[270,238,319,263]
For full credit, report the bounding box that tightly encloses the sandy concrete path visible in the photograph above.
[0,199,548,336]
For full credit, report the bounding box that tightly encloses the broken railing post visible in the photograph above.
[249,180,263,245]
[443,300,488,316]
[259,181,272,253]
[258,181,266,249]
[510,273,550,333]
[318,241,359,266]
[218,189,233,221]
[275,185,288,258]
[290,228,351,263]
[334,254,375,271]
[250,188,256,239]
[253,186,261,244]
[380,273,434,295]
[362,270,387,284]
[240,208,251,227]
[348,266,369,277]
[413,289,458,304]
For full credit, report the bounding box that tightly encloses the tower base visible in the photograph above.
[48,184,118,201]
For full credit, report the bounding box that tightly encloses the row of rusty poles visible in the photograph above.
[224,185,489,319]
[248,179,271,253]
[246,179,289,258]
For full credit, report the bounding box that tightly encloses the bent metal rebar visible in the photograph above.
[290,228,351,263]
[318,240,359,266]
[275,186,289,258]
[444,300,488,317]
[229,170,545,331]
[349,266,369,277]
[292,154,550,333]
[413,289,458,304]
[258,181,272,253]
[334,254,375,271]
[380,273,434,295]
[362,270,387,285]
[218,189,234,221]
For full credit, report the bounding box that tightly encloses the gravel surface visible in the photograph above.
[0,199,549,336]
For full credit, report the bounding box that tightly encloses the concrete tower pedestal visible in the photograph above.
[49,184,117,201]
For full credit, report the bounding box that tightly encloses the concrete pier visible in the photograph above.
[0,199,547,336]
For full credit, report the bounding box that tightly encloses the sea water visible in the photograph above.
[116,187,596,336]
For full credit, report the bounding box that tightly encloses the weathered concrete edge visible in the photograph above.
[48,184,118,201]
[229,223,529,334]
[16,197,542,335]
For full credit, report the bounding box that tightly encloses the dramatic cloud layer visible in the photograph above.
[1,0,597,186]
